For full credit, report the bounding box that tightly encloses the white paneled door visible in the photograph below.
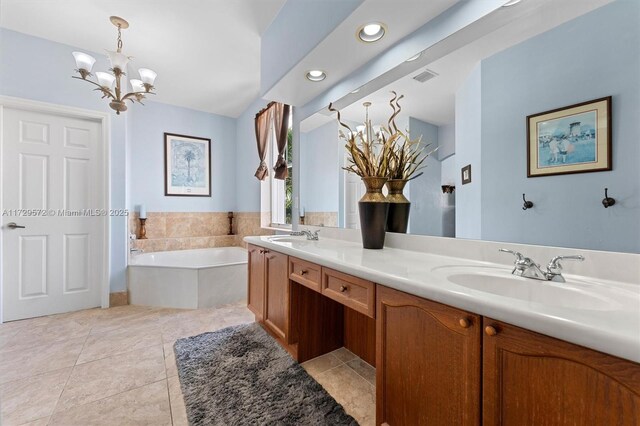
[2,107,105,321]
[344,152,365,230]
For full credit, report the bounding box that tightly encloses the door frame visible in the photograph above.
[0,95,112,322]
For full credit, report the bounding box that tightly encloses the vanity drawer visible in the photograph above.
[321,268,375,318]
[289,257,322,292]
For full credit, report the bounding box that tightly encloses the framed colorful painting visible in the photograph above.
[164,133,211,196]
[527,96,611,177]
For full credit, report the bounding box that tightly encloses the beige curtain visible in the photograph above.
[272,103,291,180]
[254,106,272,180]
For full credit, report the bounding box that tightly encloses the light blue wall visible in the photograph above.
[408,117,442,236]
[261,0,362,95]
[300,121,340,212]
[478,0,640,253]
[438,123,455,160]
[128,101,237,212]
[235,98,270,212]
[455,64,482,240]
[0,29,128,292]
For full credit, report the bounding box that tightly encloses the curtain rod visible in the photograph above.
[255,101,277,119]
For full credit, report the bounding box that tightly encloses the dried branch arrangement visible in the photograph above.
[330,91,435,181]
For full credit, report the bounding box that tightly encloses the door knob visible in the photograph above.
[459,318,471,328]
[6,222,26,229]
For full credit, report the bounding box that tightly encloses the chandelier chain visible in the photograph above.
[117,24,123,52]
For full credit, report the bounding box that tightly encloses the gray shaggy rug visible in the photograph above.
[174,323,358,426]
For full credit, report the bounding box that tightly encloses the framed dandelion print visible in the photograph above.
[164,133,211,196]
[527,96,611,177]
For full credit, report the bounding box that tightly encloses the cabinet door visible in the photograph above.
[376,285,481,426]
[264,250,290,340]
[483,318,640,425]
[247,244,265,320]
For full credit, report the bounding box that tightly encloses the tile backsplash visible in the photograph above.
[129,211,272,252]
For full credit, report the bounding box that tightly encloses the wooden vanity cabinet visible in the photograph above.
[483,318,640,425]
[263,250,291,341]
[247,245,293,345]
[376,285,481,426]
[247,244,265,320]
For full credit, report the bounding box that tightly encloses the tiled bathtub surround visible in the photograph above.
[129,212,272,252]
[304,212,338,228]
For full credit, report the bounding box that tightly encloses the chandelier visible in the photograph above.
[71,16,157,115]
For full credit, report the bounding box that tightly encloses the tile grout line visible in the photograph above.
[48,378,170,422]
[343,359,376,388]
[47,328,93,425]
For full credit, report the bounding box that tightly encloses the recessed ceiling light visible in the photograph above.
[305,70,326,82]
[502,0,522,6]
[406,53,422,62]
[357,22,386,43]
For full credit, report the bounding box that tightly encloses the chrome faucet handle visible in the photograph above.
[547,255,584,274]
[499,249,525,263]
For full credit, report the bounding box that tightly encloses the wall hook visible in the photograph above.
[522,193,534,210]
[602,188,616,208]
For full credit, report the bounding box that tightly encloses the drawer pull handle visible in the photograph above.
[485,326,498,336]
[340,285,348,293]
[300,270,308,275]
[459,318,470,328]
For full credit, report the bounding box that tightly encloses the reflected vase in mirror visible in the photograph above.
[359,177,389,249]
[386,179,410,233]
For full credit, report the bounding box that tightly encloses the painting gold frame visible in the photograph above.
[527,97,611,177]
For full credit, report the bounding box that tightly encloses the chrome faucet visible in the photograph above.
[290,229,320,240]
[129,233,144,255]
[499,249,584,283]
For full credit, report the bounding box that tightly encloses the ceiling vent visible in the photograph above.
[412,69,438,83]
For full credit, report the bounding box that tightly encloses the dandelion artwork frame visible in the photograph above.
[164,133,211,196]
[527,97,611,178]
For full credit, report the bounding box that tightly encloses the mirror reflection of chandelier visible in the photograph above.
[71,16,157,115]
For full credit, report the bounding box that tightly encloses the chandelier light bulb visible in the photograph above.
[138,68,157,85]
[106,50,131,72]
[95,72,116,89]
[130,79,145,93]
[72,52,96,74]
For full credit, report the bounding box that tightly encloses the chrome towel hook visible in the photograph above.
[602,188,616,208]
[522,193,534,210]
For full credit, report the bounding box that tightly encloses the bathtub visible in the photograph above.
[128,247,247,309]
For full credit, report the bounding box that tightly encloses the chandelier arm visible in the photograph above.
[72,76,116,99]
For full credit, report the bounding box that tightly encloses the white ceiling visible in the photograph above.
[264,0,460,107]
[0,0,286,118]
[331,0,615,128]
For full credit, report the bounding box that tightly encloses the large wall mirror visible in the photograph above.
[298,0,639,254]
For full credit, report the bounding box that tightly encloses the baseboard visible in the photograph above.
[109,291,129,307]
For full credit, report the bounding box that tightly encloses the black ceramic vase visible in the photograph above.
[385,179,410,234]
[358,177,389,249]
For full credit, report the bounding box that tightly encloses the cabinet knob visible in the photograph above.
[485,326,498,336]
[459,318,470,328]
[263,249,270,254]
[300,270,308,275]
[340,285,348,293]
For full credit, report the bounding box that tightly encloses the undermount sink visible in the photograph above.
[432,265,624,312]
[267,236,309,244]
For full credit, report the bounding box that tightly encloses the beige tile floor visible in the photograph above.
[0,303,375,426]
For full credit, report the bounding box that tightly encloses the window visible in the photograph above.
[266,125,293,227]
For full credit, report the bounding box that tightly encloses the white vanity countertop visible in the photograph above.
[245,235,640,363]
